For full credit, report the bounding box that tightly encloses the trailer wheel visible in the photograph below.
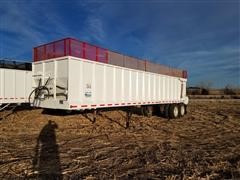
[142,106,153,118]
[169,104,179,119]
[179,104,185,117]
[158,104,164,116]
[164,104,170,118]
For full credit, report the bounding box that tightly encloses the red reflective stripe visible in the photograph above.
[69,101,181,109]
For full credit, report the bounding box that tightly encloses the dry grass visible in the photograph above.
[0,100,240,179]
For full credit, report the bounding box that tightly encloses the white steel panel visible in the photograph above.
[25,71,32,100]
[15,71,25,99]
[146,73,150,102]
[95,63,105,103]
[4,70,15,101]
[151,74,155,102]
[138,72,143,101]
[105,66,114,103]
[131,71,137,102]
[0,68,32,105]
[32,56,188,110]
[115,67,123,103]
[68,59,81,103]
[124,70,130,102]
[56,60,68,86]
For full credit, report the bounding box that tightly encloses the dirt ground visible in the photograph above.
[0,100,240,179]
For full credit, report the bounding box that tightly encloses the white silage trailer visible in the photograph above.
[0,60,32,107]
[31,38,189,118]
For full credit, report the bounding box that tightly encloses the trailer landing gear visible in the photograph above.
[84,109,98,123]
[125,108,133,129]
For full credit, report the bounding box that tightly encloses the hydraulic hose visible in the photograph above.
[28,77,51,104]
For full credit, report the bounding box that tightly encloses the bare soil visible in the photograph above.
[0,100,240,179]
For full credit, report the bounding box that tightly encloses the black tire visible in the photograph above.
[178,103,185,117]
[153,105,159,116]
[158,104,165,116]
[164,104,170,118]
[169,104,179,119]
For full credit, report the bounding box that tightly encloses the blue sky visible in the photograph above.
[0,0,239,88]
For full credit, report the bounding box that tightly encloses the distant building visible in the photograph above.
[187,87,202,95]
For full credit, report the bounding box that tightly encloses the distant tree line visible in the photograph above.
[187,81,240,95]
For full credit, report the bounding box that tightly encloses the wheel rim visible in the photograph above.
[180,105,185,116]
[173,106,178,117]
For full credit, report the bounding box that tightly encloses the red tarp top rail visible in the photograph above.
[33,38,108,63]
[33,37,187,78]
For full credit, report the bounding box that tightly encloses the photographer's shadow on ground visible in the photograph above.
[33,120,62,179]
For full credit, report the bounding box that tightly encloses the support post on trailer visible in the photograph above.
[0,103,19,120]
[92,109,97,123]
[0,103,11,111]
[84,109,98,123]
[125,107,133,129]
